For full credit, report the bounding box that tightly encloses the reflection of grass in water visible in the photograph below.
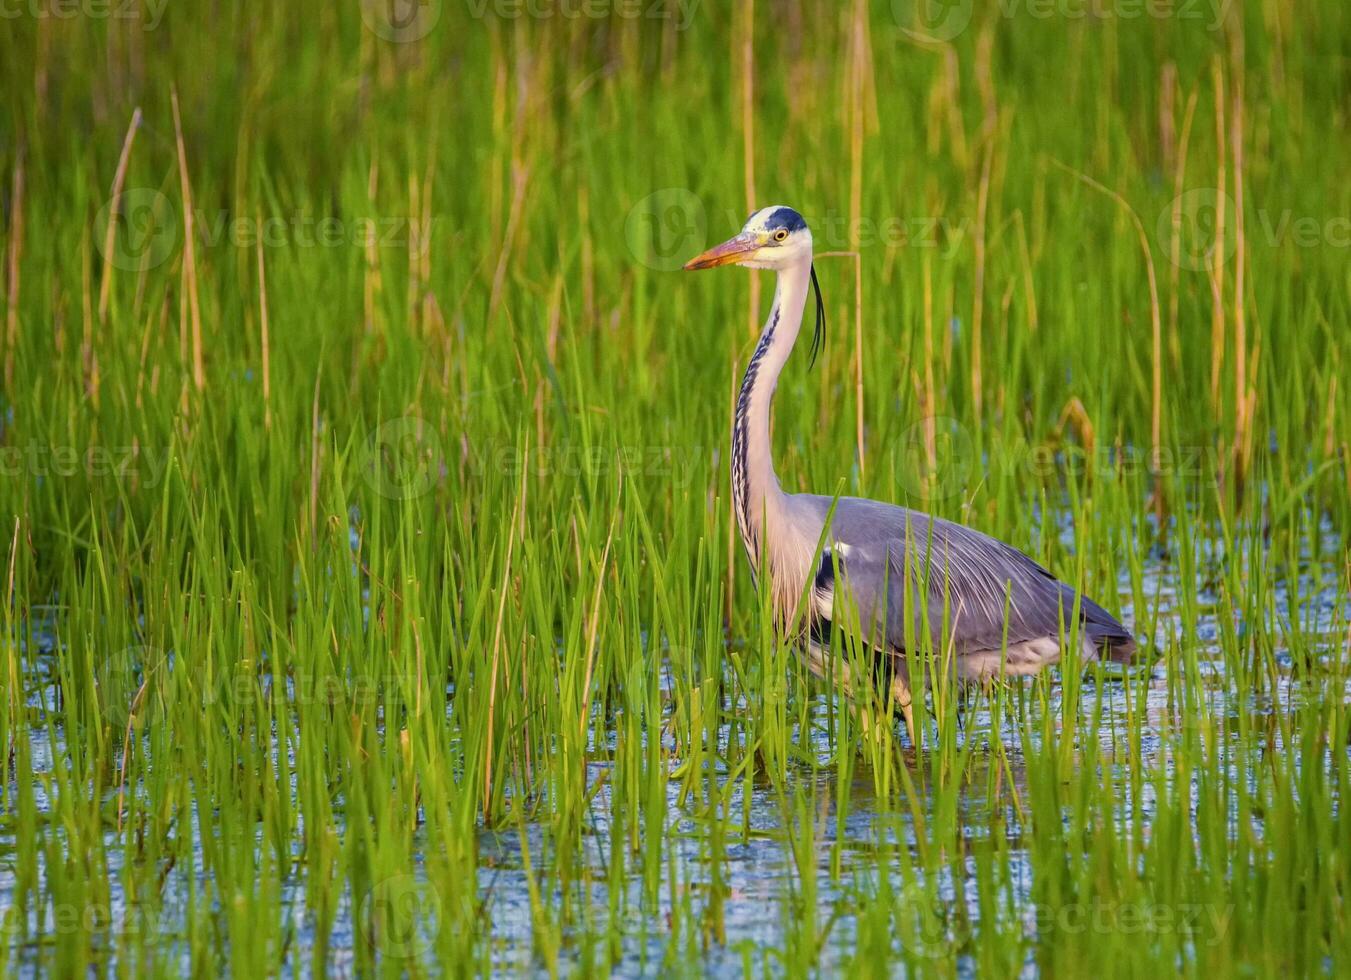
[1,1,1349,974]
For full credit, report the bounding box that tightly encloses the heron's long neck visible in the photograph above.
[732,258,811,568]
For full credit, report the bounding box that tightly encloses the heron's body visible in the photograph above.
[686,206,1138,733]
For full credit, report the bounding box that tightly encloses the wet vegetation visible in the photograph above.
[1,0,1348,975]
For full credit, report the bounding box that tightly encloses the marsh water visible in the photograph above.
[4,521,1347,975]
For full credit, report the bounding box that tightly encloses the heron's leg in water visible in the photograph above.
[875,651,917,746]
[851,671,914,746]
[855,702,886,748]
[805,635,920,746]
[804,636,893,744]
[892,675,916,746]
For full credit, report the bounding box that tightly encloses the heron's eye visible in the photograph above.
[774,229,789,242]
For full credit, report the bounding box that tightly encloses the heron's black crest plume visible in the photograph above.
[807,264,825,369]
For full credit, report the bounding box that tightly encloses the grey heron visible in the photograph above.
[684,205,1139,742]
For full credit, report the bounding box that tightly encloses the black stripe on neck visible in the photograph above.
[731,307,779,560]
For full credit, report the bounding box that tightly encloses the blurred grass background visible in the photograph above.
[0,0,1348,975]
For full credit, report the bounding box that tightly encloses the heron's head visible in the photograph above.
[683,205,813,272]
[683,204,826,366]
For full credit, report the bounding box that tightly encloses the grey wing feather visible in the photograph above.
[803,495,1136,661]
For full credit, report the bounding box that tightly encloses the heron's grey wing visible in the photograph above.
[805,496,1135,659]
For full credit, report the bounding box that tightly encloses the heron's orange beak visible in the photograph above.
[683,232,762,270]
